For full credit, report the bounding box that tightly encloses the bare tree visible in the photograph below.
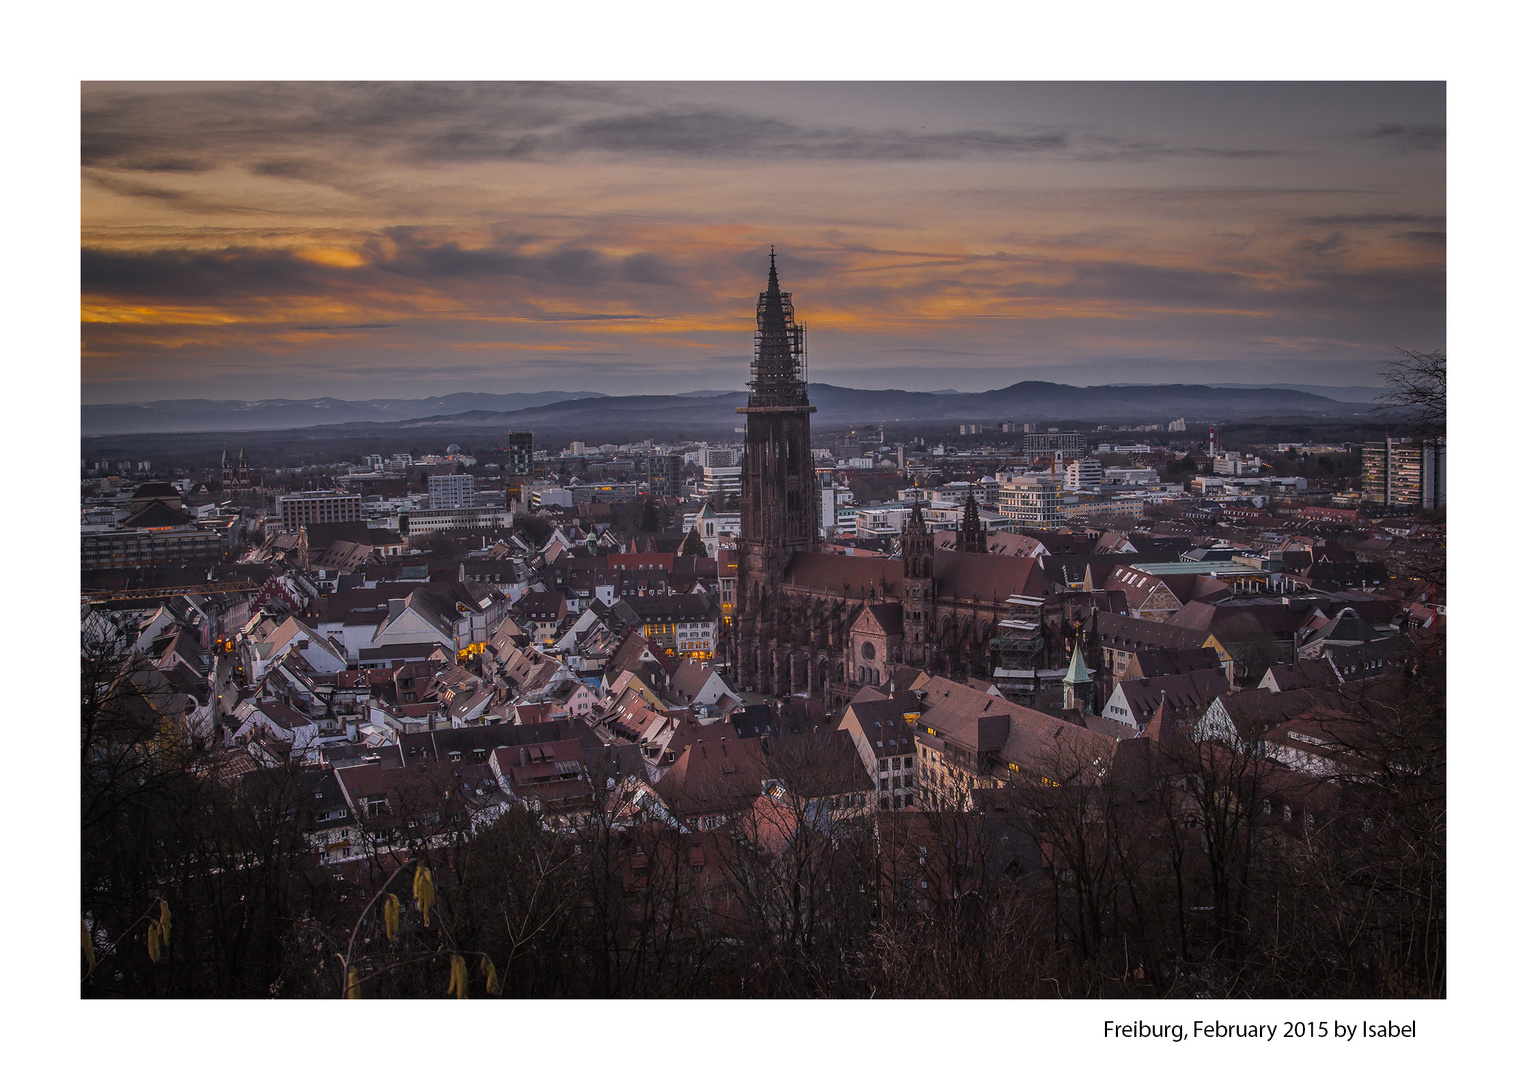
[1375,347,1445,440]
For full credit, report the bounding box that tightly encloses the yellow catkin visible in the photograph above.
[413,866,435,927]
[158,901,171,947]
[346,968,361,999]
[482,957,500,996]
[383,893,400,942]
[146,922,162,964]
[82,918,96,974]
[448,954,468,999]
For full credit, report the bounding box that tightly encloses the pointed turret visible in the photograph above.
[957,490,987,553]
[1063,642,1093,714]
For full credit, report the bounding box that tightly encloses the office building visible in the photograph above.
[428,472,475,510]
[1362,437,1445,510]
[279,491,363,531]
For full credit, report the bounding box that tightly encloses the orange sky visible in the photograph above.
[81,82,1444,402]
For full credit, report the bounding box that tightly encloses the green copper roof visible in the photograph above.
[1064,642,1091,684]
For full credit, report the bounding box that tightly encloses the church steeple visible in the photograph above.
[957,490,987,553]
[736,250,819,695]
[900,496,935,666]
[747,246,808,408]
[902,497,933,579]
[1063,642,1093,714]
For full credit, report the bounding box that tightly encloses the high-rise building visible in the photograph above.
[429,472,476,510]
[1362,437,1445,510]
[646,452,684,499]
[503,431,534,478]
[735,251,818,688]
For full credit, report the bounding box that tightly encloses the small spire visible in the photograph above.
[1064,641,1091,685]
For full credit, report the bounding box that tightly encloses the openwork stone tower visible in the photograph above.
[735,250,818,690]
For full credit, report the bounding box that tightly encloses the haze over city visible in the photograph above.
[81,81,1444,404]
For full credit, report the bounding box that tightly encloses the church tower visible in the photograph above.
[901,499,935,666]
[1063,642,1094,714]
[956,490,987,553]
[736,250,818,690]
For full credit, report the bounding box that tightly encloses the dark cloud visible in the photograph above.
[84,171,264,215]
[1291,232,1352,259]
[1045,261,1256,307]
[1294,212,1445,227]
[620,253,678,285]
[1364,123,1445,152]
[82,234,695,304]
[373,237,617,287]
[293,322,398,331]
[1396,230,1446,246]
[81,246,335,299]
[115,157,211,173]
[247,158,323,179]
[81,85,1288,171]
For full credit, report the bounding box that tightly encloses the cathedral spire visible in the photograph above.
[747,249,807,408]
[957,490,987,553]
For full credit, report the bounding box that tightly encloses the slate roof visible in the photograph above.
[1130,647,1222,678]
[121,501,196,529]
[1095,612,1213,653]
[1262,658,1342,692]
[1117,670,1231,722]
[857,602,904,637]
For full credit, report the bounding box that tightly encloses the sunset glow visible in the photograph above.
[81,82,1444,402]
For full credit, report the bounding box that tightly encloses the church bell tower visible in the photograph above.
[901,499,935,666]
[736,250,818,689]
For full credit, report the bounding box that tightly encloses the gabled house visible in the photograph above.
[669,657,735,713]
[1099,668,1232,730]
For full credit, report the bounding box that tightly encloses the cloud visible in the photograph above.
[115,156,212,173]
[1364,122,1445,152]
[1293,212,1445,227]
[81,84,1290,173]
[81,246,336,299]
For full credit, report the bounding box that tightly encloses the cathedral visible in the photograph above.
[729,253,1053,705]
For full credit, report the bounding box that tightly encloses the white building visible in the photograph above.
[997,474,1063,526]
[819,480,854,538]
[278,491,363,531]
[1064,458,1104,491]
[429,472,476,509]
[698,465,742,501]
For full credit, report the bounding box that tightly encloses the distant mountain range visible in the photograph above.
[82,381,1373,438]
[81,391,607,435]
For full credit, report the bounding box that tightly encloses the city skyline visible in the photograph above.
[82,82,1444,403]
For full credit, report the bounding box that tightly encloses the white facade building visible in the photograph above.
[429,472,476,509]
